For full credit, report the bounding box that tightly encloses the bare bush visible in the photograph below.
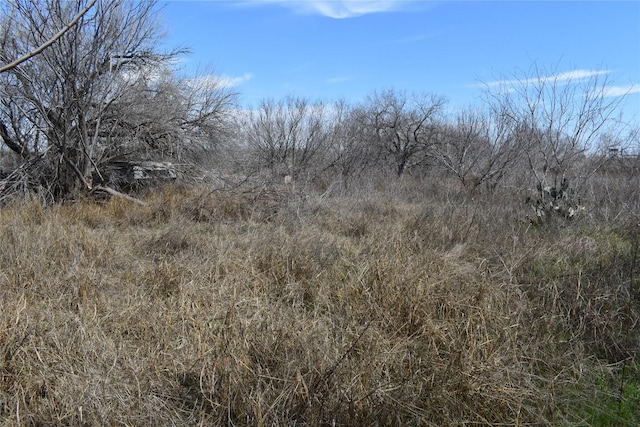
[0,0,235,202]
[244,96,332,183]
[357,89,446,177]
[431,107,523,192]
[481,64,629,208]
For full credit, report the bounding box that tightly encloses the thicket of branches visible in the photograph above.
[0,0,638,221]
[0,0,235,202]
[238,72,638,226]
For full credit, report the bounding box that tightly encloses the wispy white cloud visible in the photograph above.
[603,84,640,98]
[242,0,409,19]
[480,69,638,99]
[188,72,254,89]
[484,69,613,87]
[218,72,255,88]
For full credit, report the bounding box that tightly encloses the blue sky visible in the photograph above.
[160,0,640,122]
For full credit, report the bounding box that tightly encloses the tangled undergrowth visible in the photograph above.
[0,181,638,426]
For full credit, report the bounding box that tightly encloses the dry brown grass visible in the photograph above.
[0,181,637,425]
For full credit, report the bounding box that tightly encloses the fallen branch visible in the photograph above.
[92,185,147,206]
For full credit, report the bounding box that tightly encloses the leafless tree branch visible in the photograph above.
[0,0,97,73]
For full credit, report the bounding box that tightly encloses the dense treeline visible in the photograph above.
[1,0,638,215]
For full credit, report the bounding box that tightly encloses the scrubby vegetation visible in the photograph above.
[0,178,638,426]
[1,1,639,425]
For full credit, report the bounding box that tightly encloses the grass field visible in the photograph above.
[0,179,638,426]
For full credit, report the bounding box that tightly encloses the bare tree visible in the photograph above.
[0,0,234,202]
[359,89,446,177]
[480,64,630,221]
[245,96,331,182]
[94,67,236,166]
[431,107,522,192]
[481,64,627,193]
[0,0,169,198]
[0,0,97,73]
[322,99,380,183]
